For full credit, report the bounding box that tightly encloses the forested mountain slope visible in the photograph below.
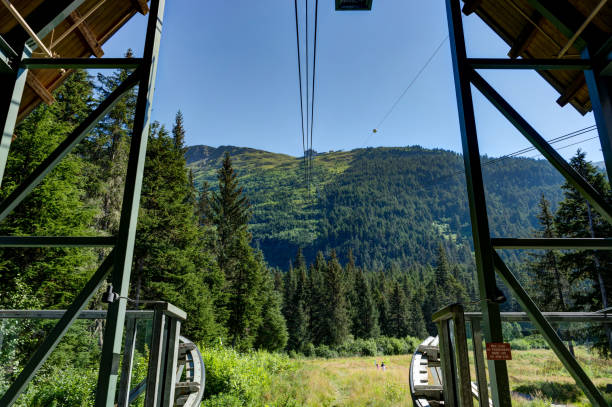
[187,145,564,270]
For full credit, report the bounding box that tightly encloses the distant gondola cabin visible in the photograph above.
[335,0,373,11]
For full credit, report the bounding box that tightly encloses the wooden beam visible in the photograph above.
[26,71,55,105]
[131,0,149,15]
[68,10,104,58]
[556,73,585,107]
[508,13,543,59]
[462,0,482,15]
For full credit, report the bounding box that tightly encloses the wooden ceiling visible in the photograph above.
[0,0,149,122]
[462,0,612,115]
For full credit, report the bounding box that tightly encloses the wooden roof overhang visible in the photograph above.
[461,0,612,115]
[0,0,149,122]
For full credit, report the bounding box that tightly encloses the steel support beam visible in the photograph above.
[0,252,114,406]
[22,57,143,70]
[0,48,28,187]
[492,237,612,250]
[469,58,594,70]
[493,252,608,406]
[0,236,116,247]
[445,0,511,405]
[470,69,612,224]
[0,69,140,222]
[584,48,612,182]
[95,0,165,404]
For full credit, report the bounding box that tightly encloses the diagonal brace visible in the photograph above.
[492,251,608,407]
[470,68,612,224]
[0,68,140,222]
[0,250,115,407]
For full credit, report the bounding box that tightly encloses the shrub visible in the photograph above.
[200,345,297,406]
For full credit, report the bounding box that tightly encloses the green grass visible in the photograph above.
[200,346,612,407]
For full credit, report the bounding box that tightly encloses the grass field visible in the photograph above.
[247,348,611,407]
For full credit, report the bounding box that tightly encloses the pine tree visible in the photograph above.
[254,270,288,351]
[134,120,225,342]
[388,281,411,337]
[209,152,250,272]
[555,150,612,354]
[323,251,351,345]
[527,195,569,311]
[172,110,186,151]
[284,249,310,350]
[351,267,380,338]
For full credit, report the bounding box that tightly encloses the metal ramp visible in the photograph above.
[409,336,443,407]
[410,334,492,407]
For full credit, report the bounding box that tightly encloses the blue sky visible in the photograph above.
[101,0,601,162]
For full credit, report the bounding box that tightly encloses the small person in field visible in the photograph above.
[375,362,379,370]
[381,362,386,371]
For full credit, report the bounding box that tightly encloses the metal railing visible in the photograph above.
[433,303,612,407]
[0,302,192,407]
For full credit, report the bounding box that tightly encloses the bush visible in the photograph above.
[299,335,421,359]
[17,368,97,407]
[510,335,549,350]
[200,345,297,406]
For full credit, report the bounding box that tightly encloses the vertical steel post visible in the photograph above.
[0,48,27,186]
[144,305,167,407]
[95,0,165,404]
[437,319,457,407]
[117,318,138,407]
[161,318,180,406]
[471,318,490,407]
[444,0,511,405]
[584,49,612,182]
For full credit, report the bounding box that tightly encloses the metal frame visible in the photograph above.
[446,0,612,405]
[0,304,187,407]
[0,0,165,405]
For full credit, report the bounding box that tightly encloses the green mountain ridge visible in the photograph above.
[187,145,565,270]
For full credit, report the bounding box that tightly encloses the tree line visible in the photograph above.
[279,244,475,352]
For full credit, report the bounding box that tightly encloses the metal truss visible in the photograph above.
[445,0,612,405]
[0,0,165,405]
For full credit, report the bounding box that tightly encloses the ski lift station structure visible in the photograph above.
[0,0,612,406]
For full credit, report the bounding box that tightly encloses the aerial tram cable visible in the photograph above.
[362,34,449,148]
[293,0,307,185]
[309,0,319,197]
[305,0,310,190]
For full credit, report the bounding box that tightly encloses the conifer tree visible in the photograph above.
[284,250,310,350]
[352,267,380,338]
[254,269,288,351]
[134,120,224,342]
[528,196,569,311]
[322,251,351,345]
[388,281,411,337]
[555,150,612,354]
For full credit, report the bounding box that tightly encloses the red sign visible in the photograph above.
[486,342,512,360]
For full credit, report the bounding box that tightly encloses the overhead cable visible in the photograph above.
[362,35,449,147]
[293,0,307,184]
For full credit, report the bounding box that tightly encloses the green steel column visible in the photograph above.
[94,0,165,404]
[444,0,511,405]
[584,48,612,184]
[493,253,607,406]
[0,50,27,186]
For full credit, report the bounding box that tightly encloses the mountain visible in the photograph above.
[187,145,565,270]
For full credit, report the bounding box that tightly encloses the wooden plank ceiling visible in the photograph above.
[462,0,612,115]
[0,0,149,122]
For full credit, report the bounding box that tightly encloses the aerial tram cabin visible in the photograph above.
[1,0,612,406]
